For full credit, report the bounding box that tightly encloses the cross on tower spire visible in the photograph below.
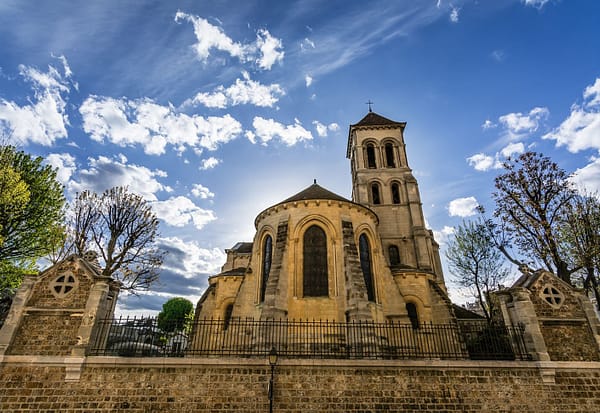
[366,100,373,112]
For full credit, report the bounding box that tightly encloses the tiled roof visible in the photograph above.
[229,242,253,254]
[281,182,350,203]
[351,111,404,127]
[452,304,485,320]
[220,267,247,276]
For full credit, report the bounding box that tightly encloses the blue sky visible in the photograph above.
[2,0,600,314]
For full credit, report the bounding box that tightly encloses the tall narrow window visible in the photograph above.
[223,304,234,331]
[406,303,419,329]
[366,144,376,168]
[391,183,401,204]
[303,225,328,297]
[389,245,400,266]
[359,234,375,302]
[385,143,395,167]
[260,235,273,302]
[371,183,381,205]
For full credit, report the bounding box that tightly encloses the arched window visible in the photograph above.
[391,183,401,204]
[223,303,234,331]
[359,234,375,302]
[389,245,400,266]
[303,225,328,297]
[385,143,395,168]
[260,235,273,302]
[406,302,419,329]
[371,183,381,205]
[366,144,377,168]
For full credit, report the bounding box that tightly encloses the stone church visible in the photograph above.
[196,110,454,325]
[1,111,600,412]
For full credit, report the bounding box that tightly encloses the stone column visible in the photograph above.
[71,276,119,357]
[503,288,550,361]
[0,275,36,358]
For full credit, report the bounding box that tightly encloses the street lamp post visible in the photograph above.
[268,347,278,413]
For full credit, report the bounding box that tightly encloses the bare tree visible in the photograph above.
[561,193,600,309]
[446,218,511,322]
[492,152,577,284]
[69,187,165,292]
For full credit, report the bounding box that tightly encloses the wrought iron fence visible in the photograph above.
[88,316,531,361]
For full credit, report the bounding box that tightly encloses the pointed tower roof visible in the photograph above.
[351,111,405,128]
[347,111,406,158]
[281,181,350,203]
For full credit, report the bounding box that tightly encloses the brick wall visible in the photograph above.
[1,358,599,412]
[6,314,80,356]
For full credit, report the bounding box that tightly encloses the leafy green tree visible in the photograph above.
[157,297,194,333]
[0,145,65,263]
[492,152,577,284]
[446,218,510,322]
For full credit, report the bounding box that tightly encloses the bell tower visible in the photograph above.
[347,110,445,285]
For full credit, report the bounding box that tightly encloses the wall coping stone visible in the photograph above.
[2,354,600,370]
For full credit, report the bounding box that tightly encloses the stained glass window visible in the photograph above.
[303,225,328,297]
[260,235,273,302]
[359,234,375,302]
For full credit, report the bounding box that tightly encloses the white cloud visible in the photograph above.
[0,60,73,146]
[543,78,600,153]
[191,183,214,199]
[490,50,506,62]
[152,196,217,230]
[159,236,225,278]
[45,153,76,185]
[312,120,339,137]
[313,121,328,137]
[189,72,284,109]
[200,157,221,170]
[80,96,242,154]
[448,197,479,217]
[466,153,500,171]
[570,157,600,194]
[175,12,284,70]
[255,28,284,70]
[584,78,600,106]
[70,154,168,200]
[250,117,314,146]
[500,142,525,158]
[482,119,496,129]
[305,75,313,87]
[433,225,455,246]
[522,0,549,9]
[300,38,315,50]
[174,11,246,62]
[449,6,460,23]
[498,106,549,138]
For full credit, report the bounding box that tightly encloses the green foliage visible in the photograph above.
[492,151,576,284]
[0,146,65,264]
[446,218,510,322]
[157,297,194,333]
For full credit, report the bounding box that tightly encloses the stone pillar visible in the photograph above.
[500,288,550,361]
[0,274,36,358]
[261,220,289,320]
[341,220,371,322]
[72,277,120,357]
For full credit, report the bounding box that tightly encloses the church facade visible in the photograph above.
[195,111,454,326]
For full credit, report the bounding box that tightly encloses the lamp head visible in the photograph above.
[268,346,278,366]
